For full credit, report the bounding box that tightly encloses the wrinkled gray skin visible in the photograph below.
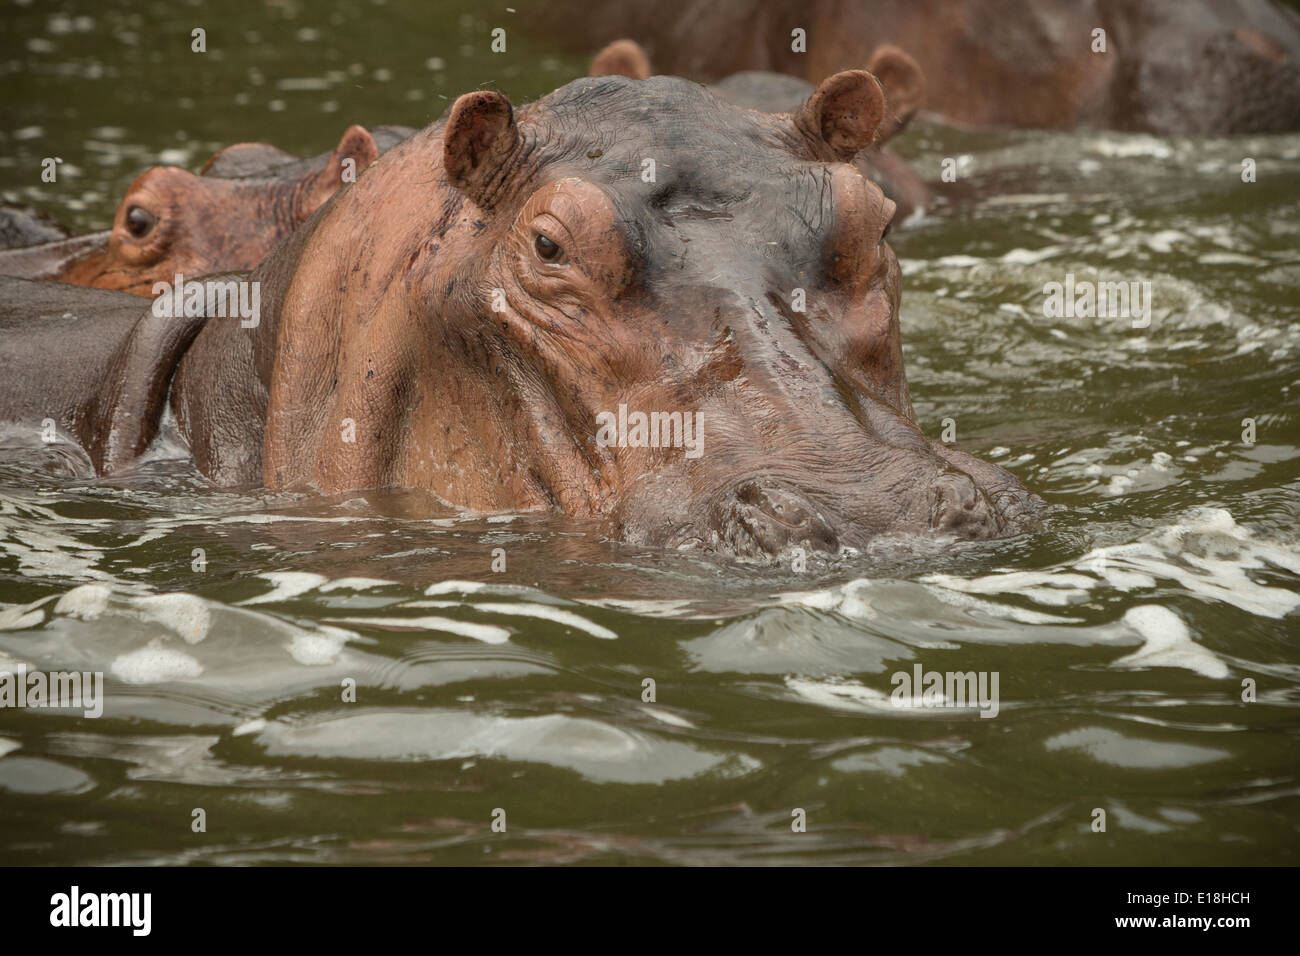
[199,125,416,178]
[711,71,929,224]
[0,203,68,250]
[0,78,1039,562]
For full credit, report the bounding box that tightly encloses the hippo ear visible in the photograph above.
[868,46,926,143]
[298,125,379,220]
[320,125,378,196]
[796,70,885,162]
[590,39,651,79]
[444,90,522,210]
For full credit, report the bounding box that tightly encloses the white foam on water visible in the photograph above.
[922,586,1082,625]
[286,626,355,666]
[1115,605,1230,679]
[395,600,459,609]
[232,718,267,737]
[642,707,697,729]
[0,596,56,630]
[1076,549,1158,591]
[580,597,696,617]
[53,583,110,619]
[981,192,1073,207]
[110,642,204,684]
[1001,245,1065,265]
[329,615,511,645]
[0,492,108,526]
[930,254,985,269]
[923,570,1095,606]
[1086,510,1300,618]
[1145,229,1190,253]
[778,581,877,620]
[238,572,329,605]
[1198,252,1266,266]
[131,593,211,643]
[0,738,19,758]
[115,528,172,549]
[1086,134,1174,159]
[921,509,1298,621]
[0,518,109,581]
[423,580,489,596]
[210,514,370,525]
[471,602,617,640]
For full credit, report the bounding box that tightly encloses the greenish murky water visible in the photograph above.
[1,0,1298,865]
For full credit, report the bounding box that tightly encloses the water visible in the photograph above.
[1,0,1298,865]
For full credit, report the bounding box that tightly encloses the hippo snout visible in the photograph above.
[708,481,840,559]
[929,470,1001,537]
[928,469,1042,539]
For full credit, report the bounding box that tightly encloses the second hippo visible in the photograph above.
[0,125,408,295]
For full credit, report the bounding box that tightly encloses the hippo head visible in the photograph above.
[426,75,1038,558]
[64,125,378,295]
[262,74,1039,562]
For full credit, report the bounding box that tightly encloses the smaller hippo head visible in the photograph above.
[64,125,379,295]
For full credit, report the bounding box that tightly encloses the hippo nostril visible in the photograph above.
[991,486,1045,533]
[712,482,839,560]
[929,471,1002,537]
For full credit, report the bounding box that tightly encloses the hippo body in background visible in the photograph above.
[592,40,931,224]
[0,276,212,471]
[0,203,69,249]
[547,0,1300,134]
[0,74,1039,562]
[0,125,392,295]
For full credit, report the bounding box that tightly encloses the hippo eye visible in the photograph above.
[125,205,157,239]
[533,232,564,263]
[880,220,892,243]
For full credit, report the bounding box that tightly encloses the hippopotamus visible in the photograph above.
[0,125,408,295]
[541,0,1300,134]
[0,203,69,250]
[0,73,1040,561]
[590,39,931,225]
